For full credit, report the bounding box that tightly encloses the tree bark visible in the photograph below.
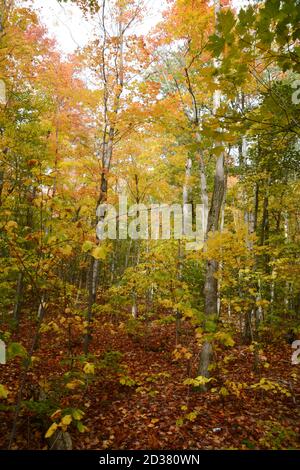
[13,271,23,326]
[198,0,226,388]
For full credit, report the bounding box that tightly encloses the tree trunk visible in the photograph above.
[198,0,225,388]
[183,157,192,232]
[198,151,208,234]
[13,272,23,326]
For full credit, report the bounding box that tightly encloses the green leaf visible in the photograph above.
[82,241,94,253]
[208,34,225,57]
[220,9,236,36]
[77,421,88,433]
[72,409,85,421]
[7,342,27,361]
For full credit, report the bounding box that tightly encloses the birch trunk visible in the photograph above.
[198,0,226,387]
[183,157,192,223]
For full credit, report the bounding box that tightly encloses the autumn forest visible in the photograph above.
[0,0,300,454]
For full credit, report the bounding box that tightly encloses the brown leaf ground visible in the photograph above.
[0,316,299,450]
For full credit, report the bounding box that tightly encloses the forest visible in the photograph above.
[0,0,300,453]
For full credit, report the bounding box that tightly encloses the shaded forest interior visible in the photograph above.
[0,0,300,451]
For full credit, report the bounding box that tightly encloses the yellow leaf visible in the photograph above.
[0,384,9,399]
[91,246,106,260]
[59,245,73,256]
[72,409,85,421]
[66,379,84,390]
[183,375,213,386]
[186,411,198,422]
[220,386,229,396]
[45,423,58,439]
[83,362,95,375]
[6,220,18,230]
[31,355,40,364]
[215,331,235,347]
[60,415,72,426]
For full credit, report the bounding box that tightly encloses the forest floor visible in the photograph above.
[0,314,300,450]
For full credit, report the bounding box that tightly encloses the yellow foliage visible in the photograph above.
[83,362,95,375]
[60,415,72,427]
[66,379,85,390]
[91,246,107,260]
[45,423,58,439]
[0,384,9,399]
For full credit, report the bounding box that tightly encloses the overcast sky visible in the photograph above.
[32,0,168,54]
[31,0,248,55]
